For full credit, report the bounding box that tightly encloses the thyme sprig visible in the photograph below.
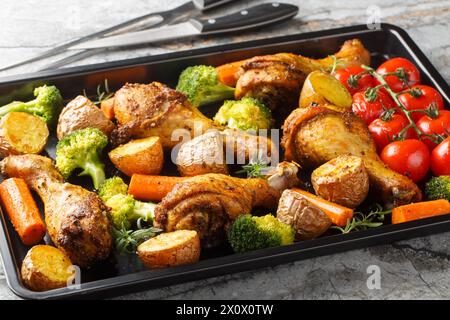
[83,79,114,105]
[237,158,270,178]
[331,204,391,234]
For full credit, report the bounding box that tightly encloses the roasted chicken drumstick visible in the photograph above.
[155,163,300,247]
[1,154,112,267]
[282,106,422,206]
[235,39,371,113]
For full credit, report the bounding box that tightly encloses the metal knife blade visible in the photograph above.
[69,3,298,50]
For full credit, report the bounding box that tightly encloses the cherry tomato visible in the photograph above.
[380,139,430,182]
[416,109,450,150]
[334,66,375,95]
[398,85,445,122]
[352,89,395,125]
[376,57,421,92]
[369,114,417,152]
[431,137,450,176]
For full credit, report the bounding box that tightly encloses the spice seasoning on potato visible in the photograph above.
[311,155,369,208]
[21,245,73,292]
[57,95,115,139]
[277,189,332,240]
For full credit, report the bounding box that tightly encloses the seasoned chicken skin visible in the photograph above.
[112,82,219,148]
[235,39,370,113]
[282,106,422,206]
[1,155,112,267]
[154,174,281,248]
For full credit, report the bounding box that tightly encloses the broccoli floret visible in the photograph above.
[56,127,108,189]
[425,176,450,201]
[214,97,273,131]
[0,85,63,125]
[176,65,235,107]
[105,194,157,230]
[228,214,295,253]
[98,177,128,202]
[99,176,156,230]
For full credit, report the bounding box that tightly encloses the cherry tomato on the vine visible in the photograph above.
[398,85,445,122]
[431,137,450,176]
[334,66,375,95]
[376,57,421,93]
[380,139,430,182]
[416,109,450,151]
[369,114,417,152]
[352,89,395,125]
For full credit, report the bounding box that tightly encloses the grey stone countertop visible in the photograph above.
[0,0,449,300]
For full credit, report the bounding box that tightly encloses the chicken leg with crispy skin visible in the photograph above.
[111,82,220,148]
[155,163,300,247]
[282,106,422,206]
[235,39,371,113]
[1,154,112,267]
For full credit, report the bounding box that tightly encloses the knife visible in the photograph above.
[68,3,299,50]
[0,0,236,72]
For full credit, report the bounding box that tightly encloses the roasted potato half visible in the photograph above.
[21,245,73,292]
[57,95,116,139]
[299,71,353,111]
[277,189,332,240]
[0,112,49,158]
[137,230,200,269]
[109,136,164,176]
[176,131,228,177]
[311,155,369,208]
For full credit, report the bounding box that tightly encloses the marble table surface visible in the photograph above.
[0,0,449,300]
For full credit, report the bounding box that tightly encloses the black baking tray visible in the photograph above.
[0,23,449,300]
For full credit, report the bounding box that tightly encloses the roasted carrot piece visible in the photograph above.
[392,199,450,224]
[216,59,247,87]
[0,178,46,245]
[291,188,354,227]
[100,97,115,120]
[128,174,187,202]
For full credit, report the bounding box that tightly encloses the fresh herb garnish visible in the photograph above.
[331,204,391,234]
[113,225,162,255]
[83,79,114,105]
[237,159,270,178]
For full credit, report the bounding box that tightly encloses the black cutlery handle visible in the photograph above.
[193,2,298,34]
[193,0,239,11]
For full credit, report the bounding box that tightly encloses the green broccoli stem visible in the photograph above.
[201,85,235,106]
[0,101,28,117]
[132,201,157,223]
[78,155,106,190]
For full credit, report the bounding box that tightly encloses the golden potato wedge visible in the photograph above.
[21,245,73,292]
[0,112,49,158]
[311,155,369,208]
[57,95,115,139]
[137,230,200,269]
[109,136,163,176]
[299,71,352,112]
[277,189,332,240]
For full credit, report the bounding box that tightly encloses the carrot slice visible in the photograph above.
[100,97,115,120]
[392,199,450,224]
[216,59,247,87]
[128,174,187,202]
[0,178,46,245]
[291,188,354,227]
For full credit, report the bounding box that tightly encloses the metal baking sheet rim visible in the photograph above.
[0,23,449,299]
